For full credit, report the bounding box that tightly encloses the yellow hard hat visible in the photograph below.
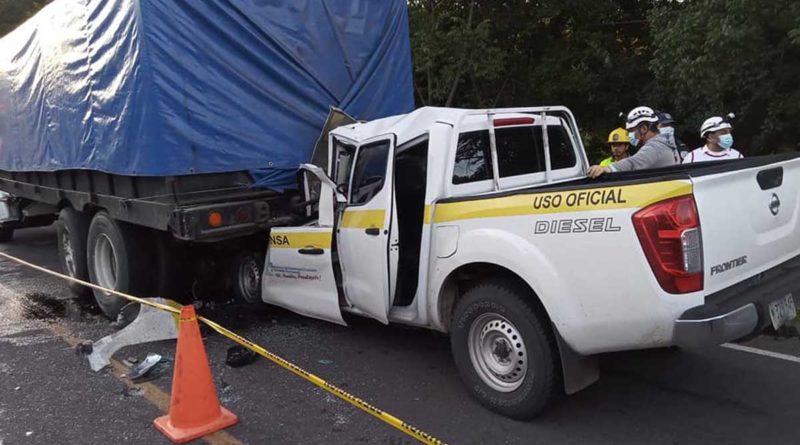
[606,127,629,144]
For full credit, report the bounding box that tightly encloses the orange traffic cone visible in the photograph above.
[154,305,238,443]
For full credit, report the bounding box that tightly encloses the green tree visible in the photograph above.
[650,0,800,154]
[0,0,51,37]
[409,0,506,107]
[409,0,658,162]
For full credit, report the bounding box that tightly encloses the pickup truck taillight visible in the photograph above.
[632,195,703,294]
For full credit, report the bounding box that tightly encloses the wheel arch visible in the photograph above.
[437,262,552,333]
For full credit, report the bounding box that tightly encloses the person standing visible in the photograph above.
[599,128,631,167]
[587,106,680,178]
[683,115,743,163]
[656,111,689,161]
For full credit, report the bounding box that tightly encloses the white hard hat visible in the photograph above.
[700,116,732,138]
[625,106,659,130]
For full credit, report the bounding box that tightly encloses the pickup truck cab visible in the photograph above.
[262,106,800,418]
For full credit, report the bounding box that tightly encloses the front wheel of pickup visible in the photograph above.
[87,212,151,318]
[450,280,559,419]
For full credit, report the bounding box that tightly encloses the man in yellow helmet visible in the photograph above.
[599,128,631,167]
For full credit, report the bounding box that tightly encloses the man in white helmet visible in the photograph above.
[587,106,680,178]
[683,115,743,163]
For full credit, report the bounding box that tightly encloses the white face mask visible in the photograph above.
[659,126,675,136]
[717,133,734,149]
[628,131,639,147]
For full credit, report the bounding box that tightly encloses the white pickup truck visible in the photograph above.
[260,106,800,418]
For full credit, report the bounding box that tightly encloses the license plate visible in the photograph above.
[768,294,797,330]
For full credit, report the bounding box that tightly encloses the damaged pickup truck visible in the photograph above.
[262,106,800,418]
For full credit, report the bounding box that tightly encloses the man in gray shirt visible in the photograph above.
[587,106,680,178]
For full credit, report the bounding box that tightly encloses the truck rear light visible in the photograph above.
[632,195,703,294]
[235,206,252,223]
[493,117,534,127]
[208,211,223,227]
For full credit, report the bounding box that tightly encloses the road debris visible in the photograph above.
[74,341,93,356]
[120,387,145,398]
[225,345,257,368]
[85,298,178,371]
[111,302,141,329]
[128,353,162,380]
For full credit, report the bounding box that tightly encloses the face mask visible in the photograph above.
[628,131,639,147]
[717,134,733,150]
[659,126,675,136]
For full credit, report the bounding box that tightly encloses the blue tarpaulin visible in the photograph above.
[0,0,414,190]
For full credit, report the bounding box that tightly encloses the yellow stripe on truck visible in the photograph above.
[269,231,332,249]
[341,209,385,229]
[433,180,692,223]
[423,205,433,225]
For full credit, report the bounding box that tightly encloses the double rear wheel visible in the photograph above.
[85,212,152,318]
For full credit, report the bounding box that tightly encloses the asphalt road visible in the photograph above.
[1,226,799,445]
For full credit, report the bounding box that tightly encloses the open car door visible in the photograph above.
[336,134,399,324]
[261,165,346,325]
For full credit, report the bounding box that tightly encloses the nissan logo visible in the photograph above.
[769,193,780,216]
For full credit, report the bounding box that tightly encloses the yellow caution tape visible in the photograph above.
[0,251,446,445]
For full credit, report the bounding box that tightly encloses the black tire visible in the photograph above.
[152,232,191,302]
[450,280,559,419]
[0,226,13,243]
[86,212,152,318]
[231,250,264,306]
[56,208,91,296]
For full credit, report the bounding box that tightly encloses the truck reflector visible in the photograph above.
[632,195,703,294]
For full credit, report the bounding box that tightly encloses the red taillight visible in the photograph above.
[493,117,534,127]
[235,206,252,223]
[632,195,703,294]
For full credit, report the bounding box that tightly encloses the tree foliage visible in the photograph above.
[0,0,51,37]
[650,0,800,154]
[410,1,658,159]
[411,0,800,159]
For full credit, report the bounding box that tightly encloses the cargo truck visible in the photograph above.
[0,0,414,317]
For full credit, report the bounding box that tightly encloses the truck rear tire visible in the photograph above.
[86,212,152,318]
[0,227,12,243]
[450,280,559,419]
[56,208,91,296]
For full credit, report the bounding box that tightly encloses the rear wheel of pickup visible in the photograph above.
[87,212,152,318]
[56,208,91,296]
[450,280,558,419]
[0,226,12,243]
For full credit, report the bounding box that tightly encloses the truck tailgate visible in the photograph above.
[692,157,800,294]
